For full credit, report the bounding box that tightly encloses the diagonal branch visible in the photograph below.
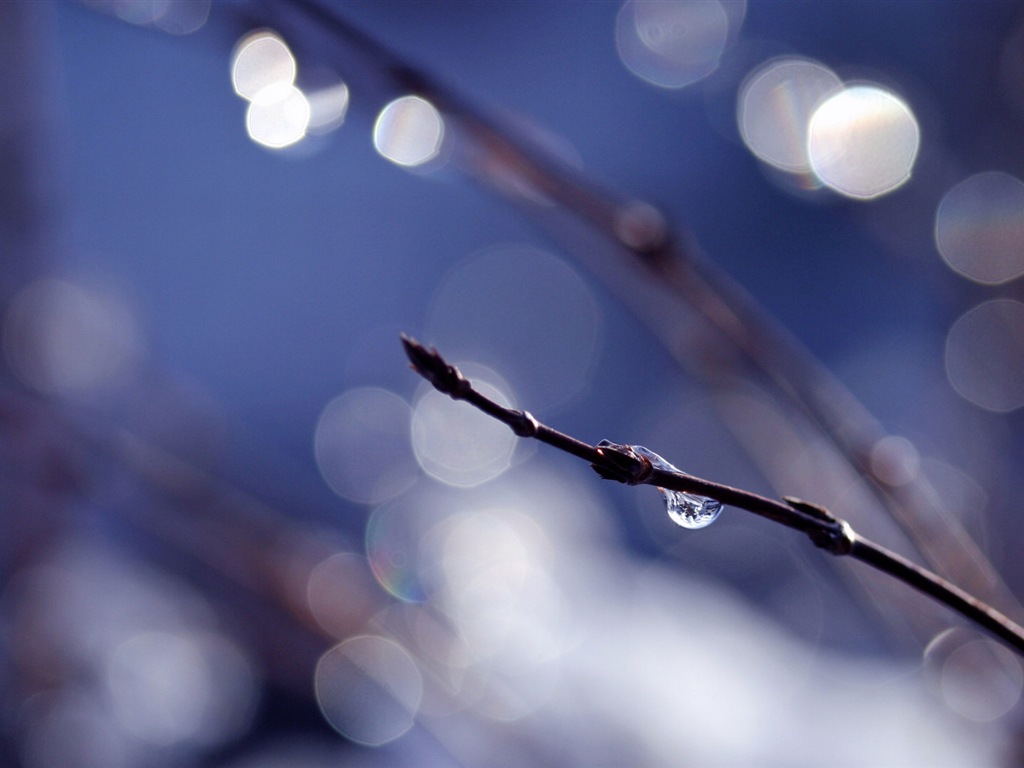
[402,334,1024,658]
[284,0,1017,624]
[188,0,1021,651]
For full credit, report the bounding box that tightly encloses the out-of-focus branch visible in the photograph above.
[207,0,1021,633]
[402,334,1024,658]
[84,0,1017,643]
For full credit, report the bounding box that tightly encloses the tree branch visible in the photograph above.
[402,334,1024,658]
[254,0,1020,630]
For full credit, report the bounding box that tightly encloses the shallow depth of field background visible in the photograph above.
[5,1,1024,766]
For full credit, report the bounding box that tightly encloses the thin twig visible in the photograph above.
[402,334,1024,658]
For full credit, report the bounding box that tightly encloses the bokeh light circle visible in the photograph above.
[945,299,1024,413]
[314,387,418,505]
[365,496,435,603]
[434,507,567,670]
[4,278,142,394]
[808,85,920,199]
[306,81,350,135]
[935,171,1024,285]
[245,83,310,149]
[924,629,1024,723]
[411,365,517,487]
[307,552,380,637]
[615,0,731,89]
[231,31,296,101]
[869,435,920,487]
[104,630,256,747]
[22,691,132,768]
[106,631,207,746]
[103,0,210,34]
[737,57,842,174]
[373,96,445,167]
[152,0,210,35]
[941,641,1024,721]
[314,635,423,746]
[426,245,601,411]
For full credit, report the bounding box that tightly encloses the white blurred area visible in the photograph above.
[373,96,447,169]
[232,32,309,149]
[410,366,519,488]
[8,538,258,768]
[231,30,348,149]
[299,463,1010,765]
[737,57,919,199]
[807,85,920,200]
[299,233,1019,762]
[737,57,842,178]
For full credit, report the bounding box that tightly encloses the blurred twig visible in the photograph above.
[79,0,1023,645]
[402,334,1024,658]
[215,0,1024,638]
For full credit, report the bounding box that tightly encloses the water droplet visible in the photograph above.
[632,445,722,529]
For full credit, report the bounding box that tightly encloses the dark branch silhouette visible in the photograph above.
[402,334,1024,658]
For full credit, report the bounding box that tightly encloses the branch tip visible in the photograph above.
[400,333,470,398]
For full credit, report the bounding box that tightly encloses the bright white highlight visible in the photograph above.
[245,83,310,149]
[373,96,446,167]
[231,32,296,100]
[807,85,920,199]
[231,31,311,149]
